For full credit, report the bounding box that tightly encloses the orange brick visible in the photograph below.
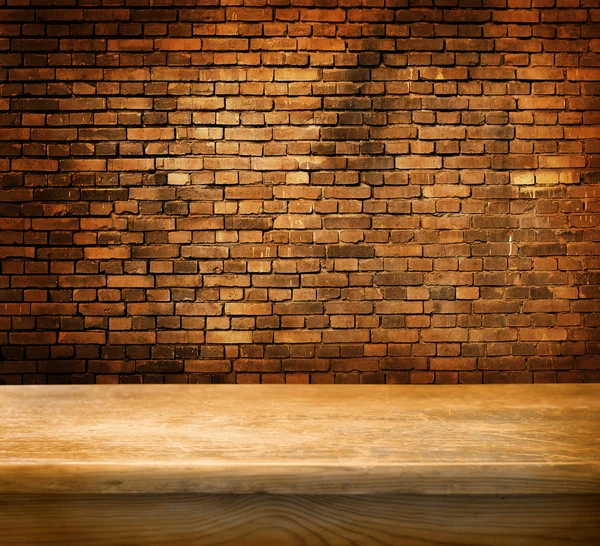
[109,332,156,345]
[58,332,105,344]
[2,4,597,385]
[155,38,202,50]
[225,303,272,315]
[185,360,231,373]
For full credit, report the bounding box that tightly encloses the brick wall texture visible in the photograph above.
[1,1,599,385]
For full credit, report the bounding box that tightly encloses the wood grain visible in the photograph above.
[2,493,600,546]
[1,384,599,495]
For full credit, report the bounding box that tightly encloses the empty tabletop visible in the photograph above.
[1,384,599,496]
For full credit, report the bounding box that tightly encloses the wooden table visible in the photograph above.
[1,385,599,545]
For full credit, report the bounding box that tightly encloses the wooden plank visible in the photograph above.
[2,493,600,546]
[1,385,599,495]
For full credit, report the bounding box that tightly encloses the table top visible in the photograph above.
[1,384,599,495]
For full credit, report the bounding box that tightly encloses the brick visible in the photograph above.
[371,329,419,343]
[470,67,515,80]
[517,68,564,80]
[226,97,272,111]
[109,332,156,345]
[155,275,202,287]
[430,357,477,371]
[176,303,222,316]
[179,9,225,22]
[253,275,299,288]
[300,9,346,22]
[446,39,494,51]
[520,328,568,341]
[206,331,253,344]
[10,332,56,345]
[178,97,225,110]
[1,3,597,384]
[58,98,106,110]
[274,303,323,315]
[108,39,154,51]
[105,68,151,81]
[274,98,321,111]
[251,157,298,171]
[155,38,202,50]
[157,332,205,344]
[419,67,468,80]
[274,215,321,229]
[151,68,199,81]
[84,247,130,260]
[108,159,155,171]
[421,329,469,342]
[274,331,321,344]
[468,126,514,140]
[302,274,348,287]
[375,273,423,286]
[395,156,442,169]
[225,127,272,141]
[128,303,174,315]
[58,332,105,344]
[12,159,58,172]
[79,304,125,316]
[185,360,231,373]
[518,97,565,110]
[225,303,272,315]
[107,276,154,288]
[201,39,249,51]
[516,126,563,140]
[127,128,175,140]
[227,7,272,21]
[419,126,465,140]
[60,160,106,172]
[31,303,76,315]
[274,68,321,81]
[469,97,516,110]
[325,302,373,315]
[177,217,224,230]
[0,304,30,315]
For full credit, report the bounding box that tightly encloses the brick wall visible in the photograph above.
[1,2,599,385]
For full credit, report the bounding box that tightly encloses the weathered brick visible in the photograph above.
[109,332,157,345]
[185,360,231,373]
[176,303,222,316]
[206,331,253,344]
[274,215,321,229]
[225,303,272,315]
[1,2,596,385]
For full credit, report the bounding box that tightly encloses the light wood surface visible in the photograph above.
[2,493,600,546]
[1,384,599,495]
